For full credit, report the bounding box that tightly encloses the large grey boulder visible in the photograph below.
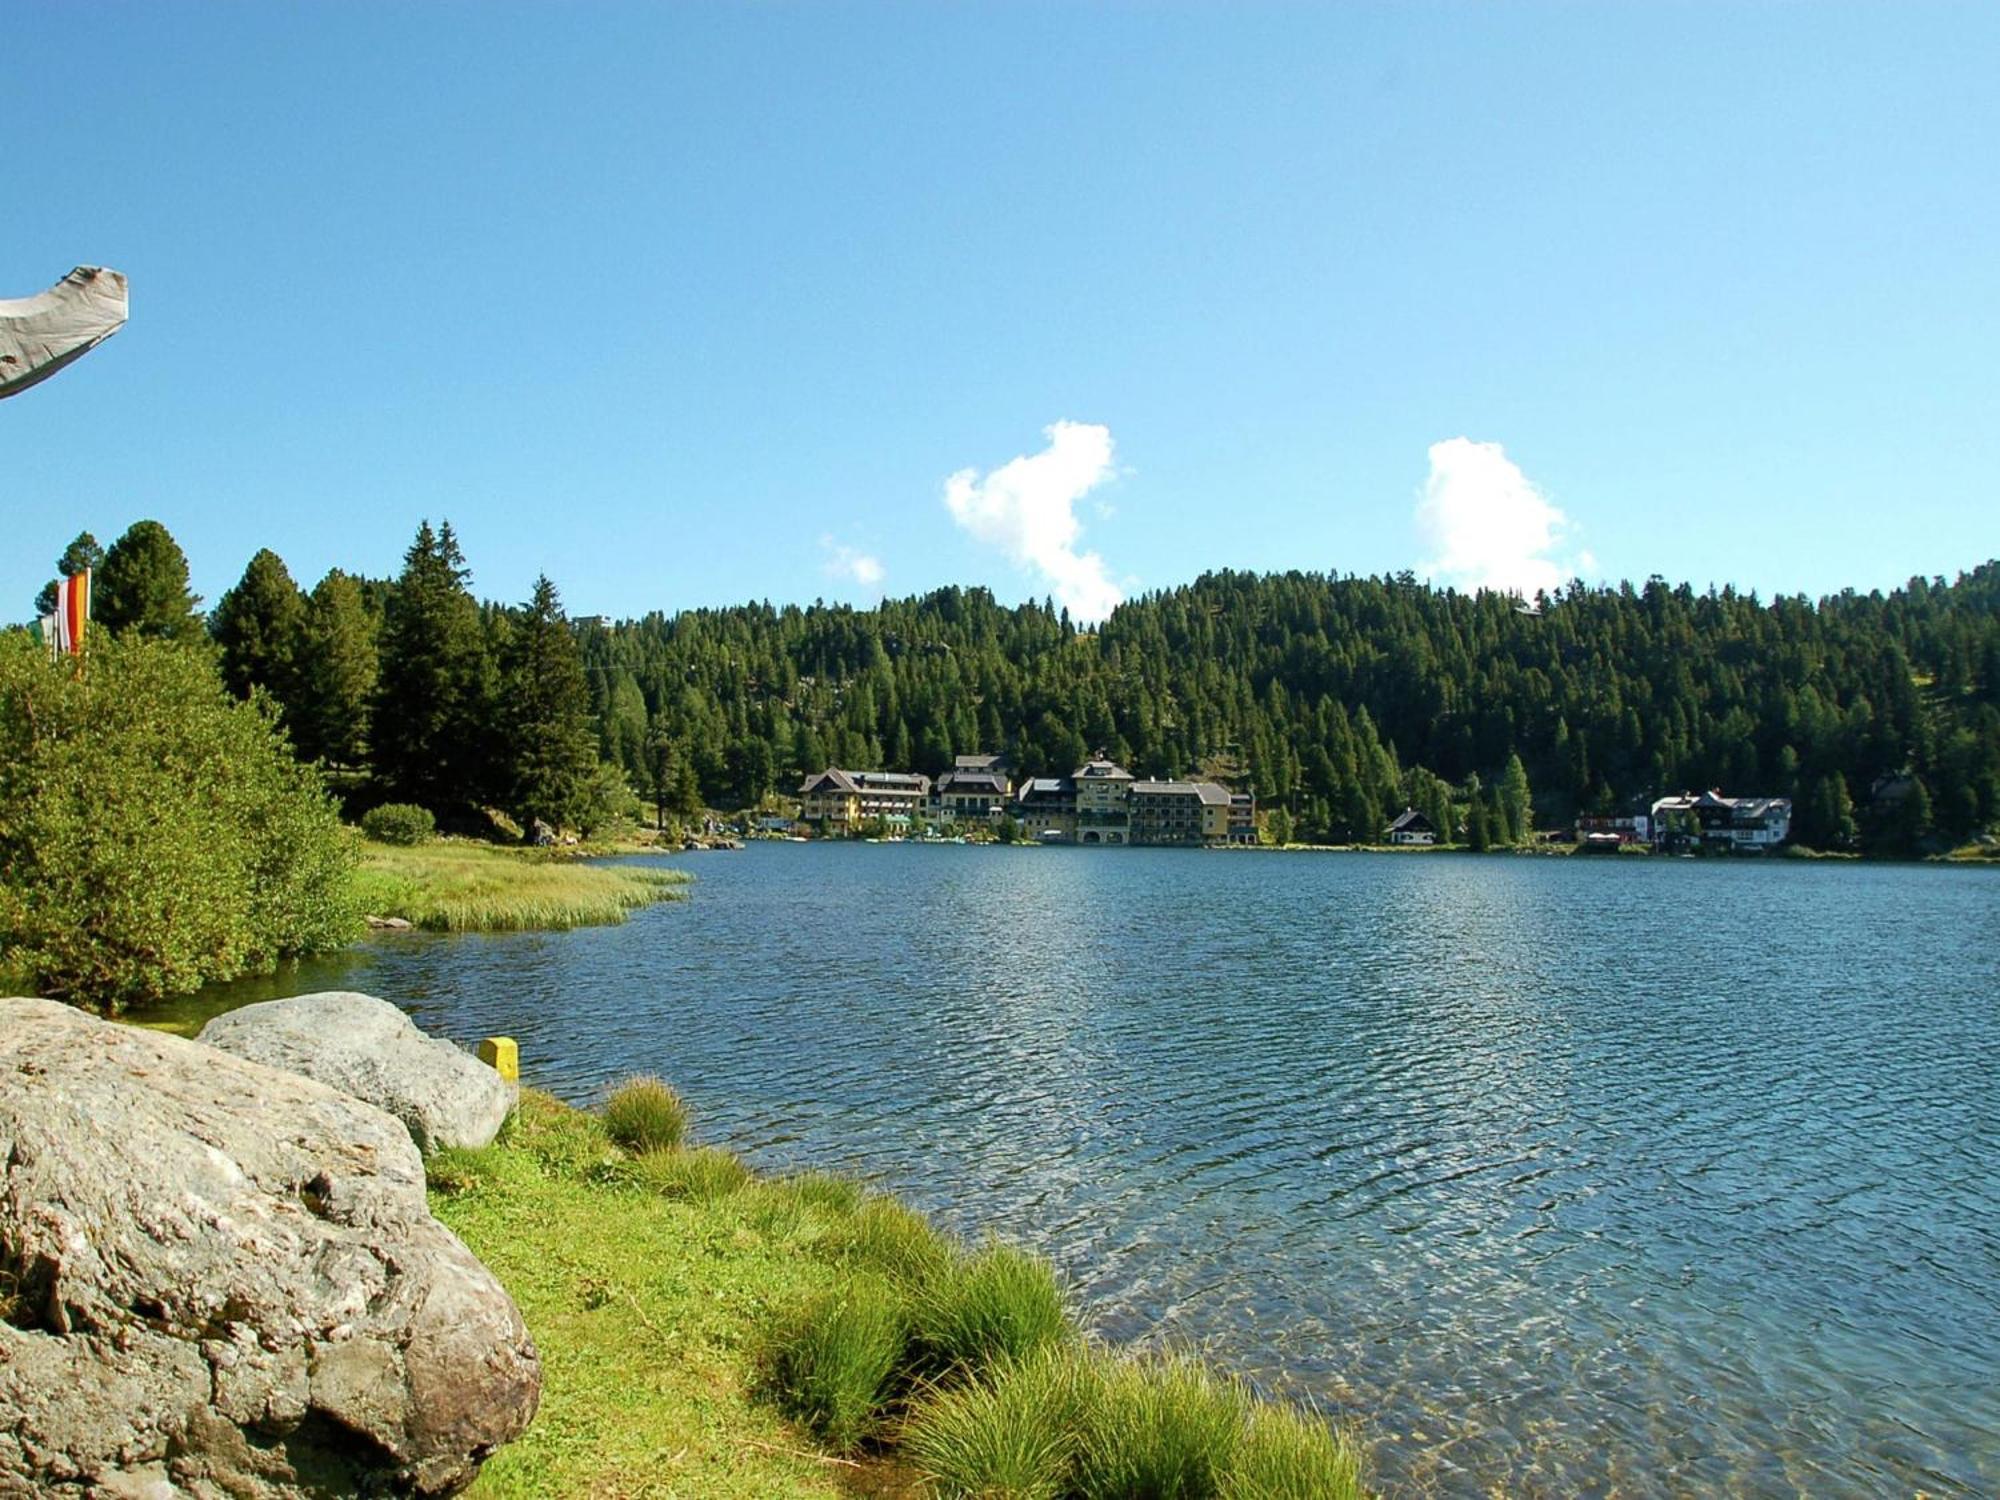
[198,992,513,1153]
[0,998,539,1497]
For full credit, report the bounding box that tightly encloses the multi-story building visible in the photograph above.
[1650,790,1792,851]
[1128,780,1235,846]
[1228,793,1257,845]
[1016,777,1078,841]
[1072,759,1135,844]
[796,768,932,831]
[932,766,1012,823]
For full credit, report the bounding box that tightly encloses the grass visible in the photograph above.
[602,1075,690,1153]
[351,838,688,933]
[429,1083,1366,1499]
[770,1280,910,1451]
[913,1242,1073,1377]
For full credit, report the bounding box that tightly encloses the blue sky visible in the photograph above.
[6,3,1995,621]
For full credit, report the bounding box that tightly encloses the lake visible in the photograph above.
[180,845,2000,1496]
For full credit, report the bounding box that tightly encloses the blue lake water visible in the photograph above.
[184,845,2000,1496]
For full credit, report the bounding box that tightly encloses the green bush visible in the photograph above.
[903,1345,1093,1499]
[361,801,435,845]
[915,1243,1073,1377]
[632,1145,751,1201]
[1074,1355,1247,1499]
[1222,1400,1364,1500]
[770,1280,909,1451]
[0,633,358,1011]
[602,1075,689,1153]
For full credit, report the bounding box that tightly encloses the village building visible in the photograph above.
[1575,797,1653,846]
[1385,807,1437,845]
[1072,758,1136,844]
[1016,777,1078,841]
[1649,790,1793,851]
[1228,793,1257,844]
[796,768,933,831]
[1128,780,1234,846]
[931,765,1012,823]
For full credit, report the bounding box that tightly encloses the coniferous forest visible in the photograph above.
[30,521,2000,857]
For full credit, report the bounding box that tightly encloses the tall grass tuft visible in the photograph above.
[770,1280,909,1451]
[902,1344,1093,1500]
[781,1170,866,1216]
[915,1242,1073,1377]
[1073,1354,1247,1499]
[603,1076,690,1154]
[833,1194,958,1289]
[632,1145,752,1201]
[1222,1400,1365,1500]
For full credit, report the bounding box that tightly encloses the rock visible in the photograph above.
[197,992,513,1153]
[526,819,555,847]
[365,915,415,931]
[0,997,539,1497]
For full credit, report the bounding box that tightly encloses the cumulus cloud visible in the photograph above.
[1416,437,1592,598]
[820,536,885,591]
[944,420,1124,621]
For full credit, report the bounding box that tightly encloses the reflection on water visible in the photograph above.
[183,846,2000,1497]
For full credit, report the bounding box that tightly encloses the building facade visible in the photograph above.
[1649,791,1793,851]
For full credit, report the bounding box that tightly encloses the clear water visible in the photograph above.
[180,845,2000,1497]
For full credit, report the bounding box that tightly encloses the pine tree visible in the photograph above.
[211,548,306,706]
[34,531,103,616]
[500,574,598,832]
[1499,753,1533,845]
[96,520,203,641]
[372,521,494,812]
[294,570,379,766]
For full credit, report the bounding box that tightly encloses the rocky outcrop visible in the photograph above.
[198,992,514,1153]
[0,998,539,1497]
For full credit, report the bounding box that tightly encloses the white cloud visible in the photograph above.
[944,420,1124,621]
[1416,437,1589,598]
[820,536,885,591]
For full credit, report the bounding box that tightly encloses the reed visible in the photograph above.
[351,841,687,933]
[1072,1353,1247,1499]
[1222,1399,1365,1500]
[901,1345,1093,1499]
[913,1242,1073,1377]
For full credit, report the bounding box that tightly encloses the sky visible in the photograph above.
[5,3,1996,623]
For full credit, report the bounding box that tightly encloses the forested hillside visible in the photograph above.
[582,565,2000,852]
[31,523,2000,854]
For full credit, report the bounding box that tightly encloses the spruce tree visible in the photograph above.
[1499,753,1533,844]
[34,531,103,616]
[211,548,306,705]
[96,520,204,641]
[294,569,379,767]
[371,521,494,813]
[500,574,598,832]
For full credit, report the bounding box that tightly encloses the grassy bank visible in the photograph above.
[433,1088,1365,1499]
[351,840,689,932]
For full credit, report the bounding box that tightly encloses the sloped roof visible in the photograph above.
[1386,807,1434,833]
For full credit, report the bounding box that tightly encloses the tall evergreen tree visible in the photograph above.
[372,521,494,812]
[211,548,306,706]
[500,574,598,831]
[96,520,203,641]
[34,531,103,616]
[294,569,379,767]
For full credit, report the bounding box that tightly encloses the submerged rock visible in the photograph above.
[0,998,539,1497]
[198,991,514,1152]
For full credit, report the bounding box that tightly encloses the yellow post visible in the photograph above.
[478,1036,520,1082]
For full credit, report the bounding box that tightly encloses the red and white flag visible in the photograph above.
[37,569,89,657]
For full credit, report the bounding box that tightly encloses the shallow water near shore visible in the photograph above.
[179,844,2000,1496]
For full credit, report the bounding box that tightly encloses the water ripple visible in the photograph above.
[179,846,2000,1497]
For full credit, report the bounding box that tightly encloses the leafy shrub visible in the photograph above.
[632,1145,751,1201]
[770,1280,909,1451]
[602,1075,689,1153]
[1074,1354,1246,1499]
[0,633,357,1011]
[361,801,435,845]
[903,1345,1093,1499]
[915,1243,1072,1377]
[1222,1400,1364,1500]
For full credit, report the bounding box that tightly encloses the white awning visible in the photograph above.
[0,267,128,400]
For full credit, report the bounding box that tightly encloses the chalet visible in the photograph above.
[1649,790,1792,851]
[1385,808,1437,845]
